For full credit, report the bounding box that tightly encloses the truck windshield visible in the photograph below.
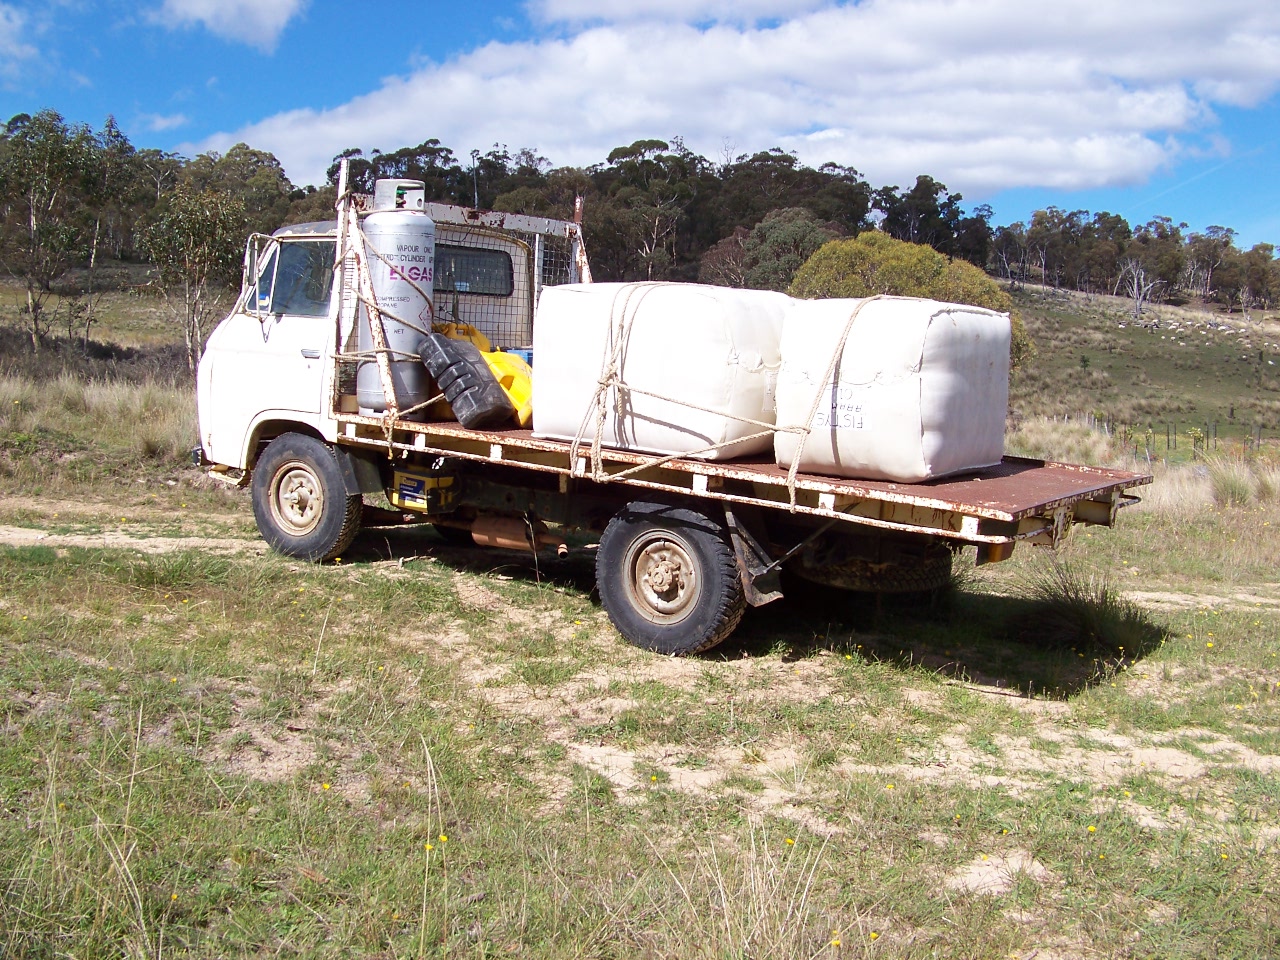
[260,240,335,317]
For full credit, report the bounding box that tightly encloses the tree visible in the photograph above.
[591,139,698,280]
[136,148,183,203]
[142,183,246,375]
[993,222,1029,287]
[1127,216,1186,299]
[710,149,870,239]
[789,232,1034,371]
[183,143,293,236]
[79,116,139,343]
[1214,243,1278,319]
[0,109,98,352]
[740,207,840,291]
[1115,257,1160,320]
[697,226,749,287]
[284,184,338,225]
[1184,226,1235,299]
[1080,211,1130,294]
[874,175,964,253]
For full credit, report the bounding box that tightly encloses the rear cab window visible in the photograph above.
[434,244,513,297]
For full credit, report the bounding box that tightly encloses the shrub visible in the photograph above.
[789,232,1034,370]
[1206,457,1254,507]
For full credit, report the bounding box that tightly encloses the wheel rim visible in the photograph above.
[269,459,324,536]
[622,531,701,625]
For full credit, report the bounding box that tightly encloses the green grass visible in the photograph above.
[2,519,1276,957]
[1010,285,1280,442]
[0,276,1279,957]
[0,273,228,349]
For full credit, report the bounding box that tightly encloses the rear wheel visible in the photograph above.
[596,502,745,655]
[251,433,361,561]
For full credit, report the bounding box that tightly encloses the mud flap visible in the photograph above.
[333,445,384,497]
[723,504,784,607]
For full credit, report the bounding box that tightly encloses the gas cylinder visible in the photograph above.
[356,180,436,418]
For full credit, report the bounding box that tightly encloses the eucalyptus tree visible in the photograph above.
[142,183,246,375]
[0,110,98,351]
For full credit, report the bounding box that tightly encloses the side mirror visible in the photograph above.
[245,238,262,318]
[245,235,276,319]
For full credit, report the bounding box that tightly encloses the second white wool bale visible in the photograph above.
[774,296,1010,482]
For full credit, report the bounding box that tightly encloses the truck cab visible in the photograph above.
[196,200,590,473]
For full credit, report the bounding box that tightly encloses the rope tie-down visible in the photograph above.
[566,288,888,508]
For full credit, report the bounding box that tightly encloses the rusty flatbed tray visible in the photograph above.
[335,414,1152,525]
[720,455,1153,522]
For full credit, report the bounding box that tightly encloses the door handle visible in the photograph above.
[301,348,322,359]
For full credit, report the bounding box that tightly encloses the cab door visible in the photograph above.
[206,237,336,463]
[249,237,336,412]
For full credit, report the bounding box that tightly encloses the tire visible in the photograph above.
[251,433,362,561]
[596,502,746,656]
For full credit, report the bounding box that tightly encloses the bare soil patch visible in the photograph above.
[0,523,259,555]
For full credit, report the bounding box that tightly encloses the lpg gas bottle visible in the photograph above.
[356,180,436,418]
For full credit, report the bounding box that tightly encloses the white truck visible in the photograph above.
[195,171,1151,655]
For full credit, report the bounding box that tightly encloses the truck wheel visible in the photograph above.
[251,433,361,561]
[596,502,745,655]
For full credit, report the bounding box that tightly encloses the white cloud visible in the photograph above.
[0,3,36,79]
[138,111,189,132]
[529,0,830,24]
[197,0,1280,198]
[151,0,307,52]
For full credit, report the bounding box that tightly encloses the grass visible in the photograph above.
[1010,285,1280,443]
[0,373,197,489]
[1003,560,1168,657]
[0,281,1278,957]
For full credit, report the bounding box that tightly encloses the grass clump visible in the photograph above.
[1204,455,1280,507]
[1005,560,1166,657]
[1005,416,1125,467]
[1206,457,1254,507]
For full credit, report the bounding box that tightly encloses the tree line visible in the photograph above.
[3,109,1278,370]
[994,211,1278,320]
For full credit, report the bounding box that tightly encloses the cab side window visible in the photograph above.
[258,240,336,317]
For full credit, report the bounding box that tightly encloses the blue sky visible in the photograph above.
[3,0,1279,248]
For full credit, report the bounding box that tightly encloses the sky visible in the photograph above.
[2,0,1280,247]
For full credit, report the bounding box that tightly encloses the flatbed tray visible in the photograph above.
[334,414,1152,530]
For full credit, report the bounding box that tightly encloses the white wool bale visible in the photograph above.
[774,297,1010,482]
[532,282,790,460]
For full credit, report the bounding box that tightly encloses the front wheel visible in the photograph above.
[596,502,745,656]
[251,433,361,561]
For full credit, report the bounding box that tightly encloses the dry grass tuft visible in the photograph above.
[1005,416,1128,468]
[0,374,195,472]
[1005,559,1167,657]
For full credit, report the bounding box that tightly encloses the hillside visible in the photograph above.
[1010,286,1280,445]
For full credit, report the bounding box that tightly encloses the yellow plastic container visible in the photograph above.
[428,321,532,427]
[433,320,492,353]
[481,350,534,427]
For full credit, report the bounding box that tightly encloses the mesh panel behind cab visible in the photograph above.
[430,224,583,351]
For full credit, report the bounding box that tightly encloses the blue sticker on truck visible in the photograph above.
[396,473,428,507]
